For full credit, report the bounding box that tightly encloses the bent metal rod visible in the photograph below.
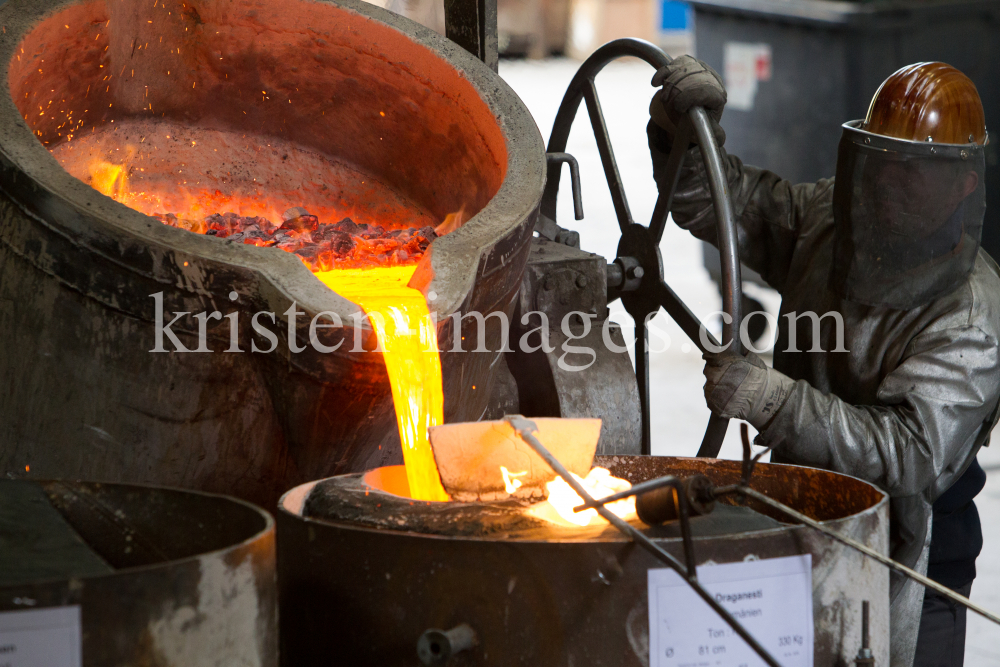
[577,422,1000,630]
[728,485,1000,628]
[505,415,783,667]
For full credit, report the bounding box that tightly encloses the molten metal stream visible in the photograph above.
[76,153,449,501]
[314,266,450,502]
[79,159,616,509]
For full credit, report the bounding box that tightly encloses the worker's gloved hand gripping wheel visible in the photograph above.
[539,39,744,457]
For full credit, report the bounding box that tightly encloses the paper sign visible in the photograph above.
[724,42,773,111]
[0,606,81,667]
[648,555,813,667]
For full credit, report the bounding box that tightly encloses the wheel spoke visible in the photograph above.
[636,319,651,456]
[649,114,693,243]
[623,303,653,456]
[654,280,721,352]
[696,414,730,458]
[654,281,732,457]
[583,79,633,233]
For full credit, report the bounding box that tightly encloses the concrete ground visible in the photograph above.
[499,56,1000,664]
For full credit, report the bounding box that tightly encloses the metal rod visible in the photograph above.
[728,485,1000,627]
[854,599,874,666]
[654,280,719,352]
[696,415,731,459]
[674,485,698,579]
[583,80,633,232]
[653,271,732,459]
[504,416,782,667]
[573,474,682,511]
[574,470,699,575]
[862,601,869,650]
[652,276,737,460]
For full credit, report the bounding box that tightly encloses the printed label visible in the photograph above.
[0,606,82,667]
[648,555,813,667]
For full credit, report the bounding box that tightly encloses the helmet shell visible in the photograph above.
[864,62,987,146]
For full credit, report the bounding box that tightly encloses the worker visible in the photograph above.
[649,59,997,667]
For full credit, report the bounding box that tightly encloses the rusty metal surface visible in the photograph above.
[0,0,545,508]
[600,455,886,523]
[277,456,890,666]
[0,480,277,667]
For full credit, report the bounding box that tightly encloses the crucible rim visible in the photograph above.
[0,0,545,326]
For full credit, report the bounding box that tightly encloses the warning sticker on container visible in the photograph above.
[648,555,813,667]
[0,606,81,667]
[724,42,773,111]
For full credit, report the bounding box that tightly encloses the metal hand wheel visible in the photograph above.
[539,38,743,458]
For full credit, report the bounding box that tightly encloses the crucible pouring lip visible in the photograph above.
[0,0,545,329]
[278,455,889,543]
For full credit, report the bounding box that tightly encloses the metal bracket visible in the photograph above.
[444,0,498,72]
[545,152,584,221]
[506,238,641,454]
[417,624,478,665]
[536,152,585,247]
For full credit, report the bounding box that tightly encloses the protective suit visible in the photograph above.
[649,59,999,666]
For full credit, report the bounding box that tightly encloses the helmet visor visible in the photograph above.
[831,121,986,309]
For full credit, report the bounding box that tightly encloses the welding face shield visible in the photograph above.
[830,120,986,310]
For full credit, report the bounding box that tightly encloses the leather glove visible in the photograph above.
[649,55,727,147]
[703,350,794,430]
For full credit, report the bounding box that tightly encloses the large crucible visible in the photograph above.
[278,456,890,666]
[2,479,277,666]
[0,0,545,506]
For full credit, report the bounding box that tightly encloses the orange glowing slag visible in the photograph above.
[314,265,450,502]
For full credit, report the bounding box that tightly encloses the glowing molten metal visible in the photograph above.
[69,146,450,501]
[315,266,449,502]
[530,467,637,527]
